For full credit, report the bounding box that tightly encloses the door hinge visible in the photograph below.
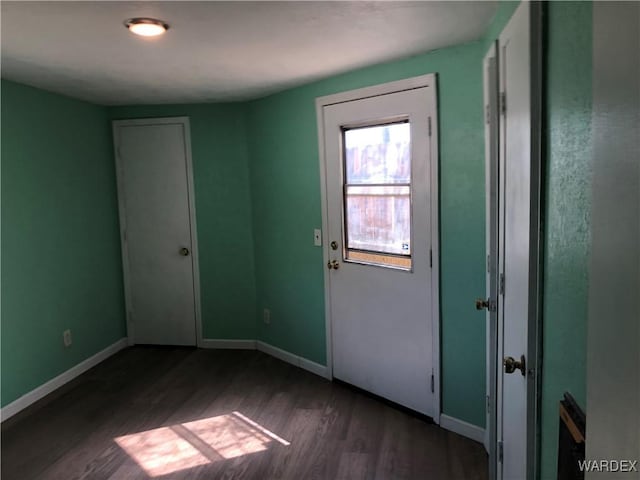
[430,374,435,393]
[500,92,506,115]
[498,441,504,463]
[428,116,432,137]
[485,104,491,124]
[499,273,505,295]
[430,249,433,268]
[486,395,490,414]
[487,254,491,273]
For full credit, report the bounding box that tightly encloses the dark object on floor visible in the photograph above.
[558,392,586,480]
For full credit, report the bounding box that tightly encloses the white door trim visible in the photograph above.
[315,73,441,423]
[483,40,500,470]
[526,3,544,476]
[112,116,203,347]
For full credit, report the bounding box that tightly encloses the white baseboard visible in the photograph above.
[256,341,329,379]
[0,337,326,422]
[1,338,128,422]
[200,338,328,379]
[439,414,486,444]
[200,339,256,349]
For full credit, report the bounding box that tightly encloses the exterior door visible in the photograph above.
[113,117,200,346]
[496,3,542,479]
[320,77,439,417]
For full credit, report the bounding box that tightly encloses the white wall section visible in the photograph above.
[586,3,640,477]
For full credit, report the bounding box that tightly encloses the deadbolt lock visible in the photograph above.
[327,260,340,270]
[330,241,338,251]
[503,355,526,376]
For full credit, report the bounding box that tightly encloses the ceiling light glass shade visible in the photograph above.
[125,18,169,37]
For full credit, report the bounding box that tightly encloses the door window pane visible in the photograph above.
[345,185,411,255]
[342,122,412,270]
[344,122,411,184]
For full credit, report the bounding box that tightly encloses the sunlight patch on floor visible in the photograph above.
[114,411,290,477]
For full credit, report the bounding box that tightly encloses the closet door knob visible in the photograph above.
[503,355,526,376]
[475,298,490,310]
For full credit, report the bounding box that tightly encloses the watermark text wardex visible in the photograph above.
[578,460,638,473]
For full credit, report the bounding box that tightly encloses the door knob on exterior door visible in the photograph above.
[327,260,339,270]
[503,355,526,376]
[180,247,190,256]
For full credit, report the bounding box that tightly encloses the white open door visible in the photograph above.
[317,75,440,418]
[113,117,201,346]
[495,2,543,479]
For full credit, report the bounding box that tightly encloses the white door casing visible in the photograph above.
[316,75,440,419]
[113,117,202,346]
[483,40,500,474]
[496,2,543,479]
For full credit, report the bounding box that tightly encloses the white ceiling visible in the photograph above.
[1,1,497,105]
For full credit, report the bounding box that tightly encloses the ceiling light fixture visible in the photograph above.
[125,18,169,37]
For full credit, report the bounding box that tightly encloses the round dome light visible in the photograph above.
[125,18,169,37]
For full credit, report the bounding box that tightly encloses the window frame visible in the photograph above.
[340,118,414,272]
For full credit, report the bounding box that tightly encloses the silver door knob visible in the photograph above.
[327,260,339,270]
[475,298,490,310]
[180,247,190,256]
[503,355,526,376]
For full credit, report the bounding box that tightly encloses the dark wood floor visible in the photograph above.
[1,347,487,480]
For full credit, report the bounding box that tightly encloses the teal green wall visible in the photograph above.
[1,80,126,407]
[247,42,488,427]
[108,104,257,340]
[540,2,592,478]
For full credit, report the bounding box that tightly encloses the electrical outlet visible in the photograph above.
[263,308,271,325]
[63,329,72,348]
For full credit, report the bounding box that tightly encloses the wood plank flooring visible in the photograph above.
[1,347,487,480]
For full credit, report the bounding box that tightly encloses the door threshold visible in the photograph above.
[332,378,435,424]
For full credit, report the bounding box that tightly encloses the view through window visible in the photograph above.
[342,120,412,270]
